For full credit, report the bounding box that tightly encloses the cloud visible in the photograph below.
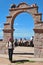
[0,31,3,36]
[0,32,3,39]
[14,32,32,36]
[14,23,19,26]
[0,22,5,25]
[0,28,3,30]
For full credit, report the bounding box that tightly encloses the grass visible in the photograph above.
[28,60,35,62]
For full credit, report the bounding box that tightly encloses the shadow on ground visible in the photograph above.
[12,60,30,63]
[13,53,34,55]
[11,60,35,63]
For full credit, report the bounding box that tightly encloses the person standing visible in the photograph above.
[6,38,14,62]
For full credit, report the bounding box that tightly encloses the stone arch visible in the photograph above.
[2,3,43,57]
[3,3,38,42]
[17,2,30,8]
[11,11,34,26]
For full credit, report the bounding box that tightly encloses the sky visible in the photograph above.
[0,0,43,39]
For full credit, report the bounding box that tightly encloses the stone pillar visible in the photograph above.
[2,23,14,54]
[3,15,14,43]
[34,28,43,57]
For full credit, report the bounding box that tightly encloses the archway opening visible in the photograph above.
[13,12,34,47]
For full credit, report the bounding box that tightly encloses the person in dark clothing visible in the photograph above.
[30,39,34,47]
[15,39,18,46]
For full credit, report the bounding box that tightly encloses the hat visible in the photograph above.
[9,38,12,41]
[9,38,14,42]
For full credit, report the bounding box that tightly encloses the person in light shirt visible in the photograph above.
[30,36,34,47]
[6,38,14,62]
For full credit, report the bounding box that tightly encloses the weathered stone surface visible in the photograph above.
[34,48,41,57]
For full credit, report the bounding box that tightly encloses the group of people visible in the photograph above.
[14,38,34,47]
[14,38,29,46]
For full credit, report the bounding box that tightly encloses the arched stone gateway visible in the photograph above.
[0,3,43,57]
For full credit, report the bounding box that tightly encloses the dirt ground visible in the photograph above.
[0,47,43,65]
[0,57,43,65]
